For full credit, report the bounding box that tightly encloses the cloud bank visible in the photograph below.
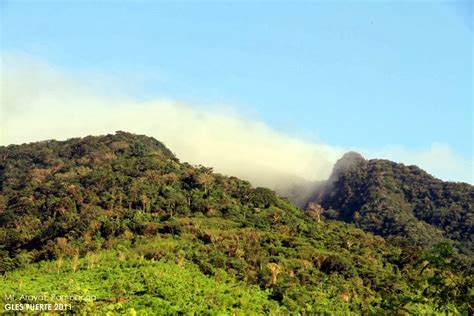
[1,55,472,202]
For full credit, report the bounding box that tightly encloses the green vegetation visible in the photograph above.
[0,132,472,314]
[312,152,474,254]
[1,240,281,315]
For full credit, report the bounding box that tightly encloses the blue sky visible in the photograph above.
[1,0,473,183]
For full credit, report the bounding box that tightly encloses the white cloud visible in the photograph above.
[0,54,344,190]
[1,54,472,203]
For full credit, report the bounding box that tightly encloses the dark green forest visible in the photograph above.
[311,152,474,254]
[0,132,472,314]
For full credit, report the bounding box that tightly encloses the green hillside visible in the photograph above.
[311,152,474,254]
[1,240,282,315]
[0,132,472,314]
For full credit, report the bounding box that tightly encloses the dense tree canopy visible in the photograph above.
[311,152,474,254]
[0,132,472,314]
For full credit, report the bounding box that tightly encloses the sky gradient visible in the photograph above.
[1,0,473,183]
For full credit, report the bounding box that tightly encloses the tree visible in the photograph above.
[267,262,282,286]
[307,202,324,223]
[71,253,80,272]
[195,173,214,195]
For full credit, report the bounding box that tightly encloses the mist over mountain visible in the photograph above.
[2,54,472,192]
[0,132,472,314]
[1,0,472,312]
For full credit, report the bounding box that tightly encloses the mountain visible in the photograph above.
[310,152,474,254]
[0,132,472,314]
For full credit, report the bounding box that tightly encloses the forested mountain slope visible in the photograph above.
[311,152,474,254]
[0,132,472,314]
